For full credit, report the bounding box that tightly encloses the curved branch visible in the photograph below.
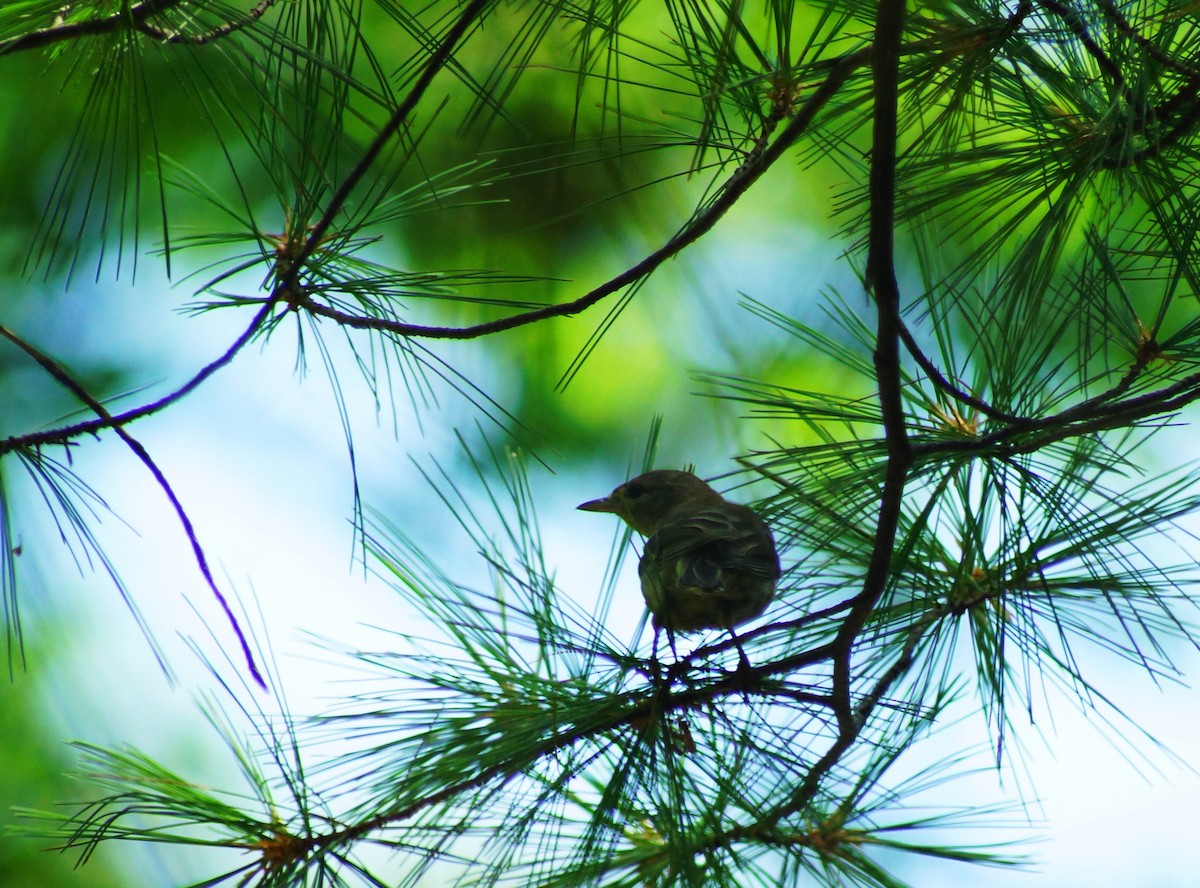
[897,306,1179,436]
[278,0,497,295]
[843,0,912,699]
[304,636,837,857]
[1,302,276,453]
[0,0,185,55]
[758,0,912,832]
[1038,0,1129,103]
[134,0,278,44]
[1096,0,1200,80]
[289,45,872,341]
[896,319,1030,424]
[916,367,1200,460]
[722,597,957,846]
[0,325,267,690]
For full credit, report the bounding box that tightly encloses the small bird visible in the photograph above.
[578,470,780,665]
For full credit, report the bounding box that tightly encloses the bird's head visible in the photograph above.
[577,469,724,536]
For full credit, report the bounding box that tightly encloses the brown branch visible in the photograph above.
[278,0,497,297]
[1038,0,1130,103]
[0,325,267,690]
[1095,0,1200,80]
[287,46,872,341]
[296,637,837,857]
[1038,0,1200,169]
[897,298,1193,442]
[898,314,1167,428]
[754,0,913,830]
[134,0,278,45]
[0,0,185,55]
[847,0,911,706]
[896,318,1031,425]
[1097,83,1200,167]
[717,598,961,851]
[916,366,1200,460]
[275,3,1035,344]
[0,302,276,454]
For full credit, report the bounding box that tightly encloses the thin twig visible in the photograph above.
[1095,0,1200,79]
[896,318,1030,424]
[302,636,837,855]
[287,45,872,340]
[0,302,276,453]
[0,0,185,55]
[1039,0,1130,103]
[135,0,278,45]
[0,325,267,690]
[278,0,497,297]
[916,368,1200,459]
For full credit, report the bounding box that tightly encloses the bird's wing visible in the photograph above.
[645,505,780,587]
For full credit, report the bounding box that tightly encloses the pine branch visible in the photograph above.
[0,0,186,54]
[283,45,871,340]
[0,302,275,453]
[0,325,266,690]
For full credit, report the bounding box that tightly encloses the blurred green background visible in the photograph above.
[1,3,1198,885]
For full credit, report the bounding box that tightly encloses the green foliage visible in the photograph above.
[0,662,128,887]
[2,0,1200,885]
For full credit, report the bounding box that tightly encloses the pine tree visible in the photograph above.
[3,1,1200,885]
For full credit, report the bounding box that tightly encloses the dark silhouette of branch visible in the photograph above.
[0,302,276,453]
[0,0,186,55]
[134,0,278,44]
[0,325,267,690]
[276,638,839,863]
[848,0,911,704]
[1038,0,1200,168]
[1039,0,1129,102]
[916,367,1200,459]
[760,0,914,830]
[896,318,1031,424]
[272,4,1038,346]
[286,46,872,340]
[899,315,1172,429]
[1096,0,1200,80]
[277,0,497,298]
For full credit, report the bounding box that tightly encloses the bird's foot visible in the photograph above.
[730,649,757,700]
[665,656,695,685]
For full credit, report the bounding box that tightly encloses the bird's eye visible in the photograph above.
[624,481,647,498]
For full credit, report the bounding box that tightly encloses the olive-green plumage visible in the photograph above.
[577,470,780,640]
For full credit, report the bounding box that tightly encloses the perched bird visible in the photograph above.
[578,470,780,664]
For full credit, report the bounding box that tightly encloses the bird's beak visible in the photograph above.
[577,496,617,513]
